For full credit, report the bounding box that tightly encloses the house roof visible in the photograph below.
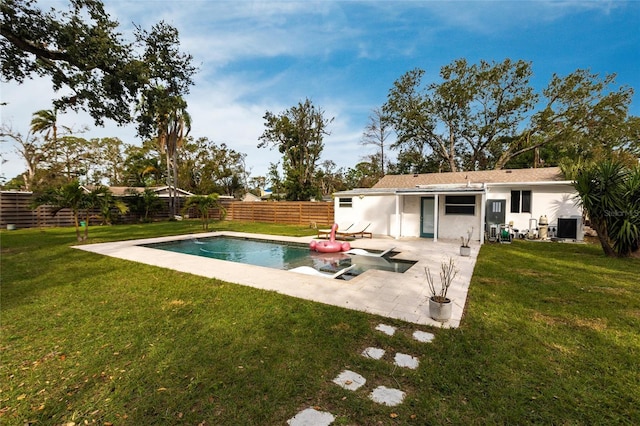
[372,167,566,189]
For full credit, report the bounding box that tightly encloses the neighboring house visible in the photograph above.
[85,186,194,198]
[332,167,583,244]
[242,192,262,202]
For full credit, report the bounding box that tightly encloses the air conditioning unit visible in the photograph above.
[557,216,583,241]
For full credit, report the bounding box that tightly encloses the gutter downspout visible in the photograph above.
[433,194,439,242]
[480,184,486,244]
[395,193,401,239]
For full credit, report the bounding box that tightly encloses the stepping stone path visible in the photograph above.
[361,347,385,360]
[375,323,397,336]
[287,324,436,424]
[332,370,366,391]
[287,407,335,426]
[370,386,406,406]
[394,352,419,369]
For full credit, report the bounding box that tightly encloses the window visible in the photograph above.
[510,190,531,213]
[445,195,476,215]
[338,197,352,208]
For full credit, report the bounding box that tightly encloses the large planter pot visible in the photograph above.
[429,297,452,322]
[460,246,471,257]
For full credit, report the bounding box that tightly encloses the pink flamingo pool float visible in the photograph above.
[309,223,351,253]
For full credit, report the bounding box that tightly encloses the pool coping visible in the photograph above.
[73,232,479,328]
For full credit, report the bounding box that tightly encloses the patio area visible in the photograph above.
[74,232,478,328]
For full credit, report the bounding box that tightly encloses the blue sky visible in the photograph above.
[2,0,639,183]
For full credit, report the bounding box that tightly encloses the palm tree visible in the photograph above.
[183,194,224,230]
[138,87,191,217]
[30,109,59,163]
[84,185,129,228]
[157,98,191,218]
[30,109,57,141]
[32,180,87,241]
[573,161,640,257]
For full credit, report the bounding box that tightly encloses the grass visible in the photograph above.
[1,221,639,425]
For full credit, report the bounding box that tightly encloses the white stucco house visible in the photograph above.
[332,167,583,244]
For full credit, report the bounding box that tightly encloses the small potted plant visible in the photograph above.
[460,227,473,256]
[425,257,458,322]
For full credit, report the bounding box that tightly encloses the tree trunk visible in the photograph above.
[83,210,89,241]
[591,218,617,257]
[164,149,175,217]
[73,210,82,242]
[172,148,179,218]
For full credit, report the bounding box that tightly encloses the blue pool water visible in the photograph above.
[142,236,415,276]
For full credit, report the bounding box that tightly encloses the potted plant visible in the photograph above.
[460,227,473,256]
[425,257,458,322]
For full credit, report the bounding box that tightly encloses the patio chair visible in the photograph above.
[317,222,353,239]
[344,247,395,257]
[288,264,355,279]
[336,222,372,239]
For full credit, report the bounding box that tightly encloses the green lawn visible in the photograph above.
[1,222,639,425]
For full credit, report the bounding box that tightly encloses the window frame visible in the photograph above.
[444,195,476,216]
[510,190,532,213]
[338,197,353,208]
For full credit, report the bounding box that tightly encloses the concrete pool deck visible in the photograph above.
[74,232,479,328]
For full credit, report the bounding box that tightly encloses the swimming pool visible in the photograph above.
[142,236,416,277]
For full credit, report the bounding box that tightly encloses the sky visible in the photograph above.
[1,0,639,185]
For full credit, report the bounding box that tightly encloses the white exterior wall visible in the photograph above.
[485,184,581,232]
[334,194,396,236]
[400,196,421,237]
[437,196,482,241]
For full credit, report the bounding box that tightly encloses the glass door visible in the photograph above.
[420,197,435,238]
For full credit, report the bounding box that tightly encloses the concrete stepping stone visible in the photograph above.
[394,353,419,369]
[287,407,335,425]
[332,370,366,391]
[413,330,435,343]
[375,323,396,336]
[369,386,406,406]
[361,347,385,360]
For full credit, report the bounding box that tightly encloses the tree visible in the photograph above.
[314,160,346,196]
[124,188,163,222]
[383,59,536,172]
[384,61,639,171]
[30,109,60,155]
[91,137,126,185]
[361,107,393,176]
[344,159,382,189]
[573,161,640,257]
[178,138,248,197]
[247,176,266,197]
[30,108,73,175]
[0,124,44,190]
[390,145,443,175]
[496,69,640,169]
[182,194,225,230]
[55,135,92,182]
[86,185,128,225]
[135,21,196,217]
[32,180,87,241]
[1,0,144,125]
[121,141,164,186]
[258,98,333,200]
[266,162,283,201]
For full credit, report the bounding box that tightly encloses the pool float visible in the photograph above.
[310,223,351,253]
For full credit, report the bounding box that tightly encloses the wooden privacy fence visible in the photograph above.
[213,200,334,227]
[0,191,335,229]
